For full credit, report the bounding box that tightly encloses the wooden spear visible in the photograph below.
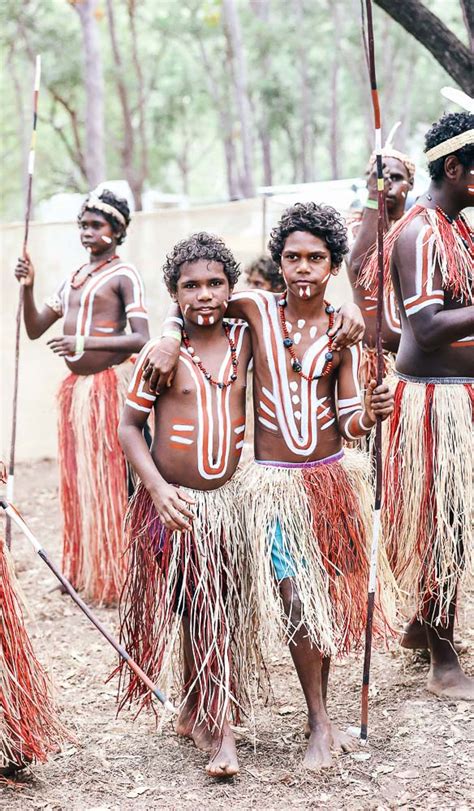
[6,55,41,550]
[0,497,175,713]
[359,0,386,744]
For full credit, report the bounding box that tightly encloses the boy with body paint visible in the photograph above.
[143,203,393,770]
[14,189,149,605]
[116,233,255,778]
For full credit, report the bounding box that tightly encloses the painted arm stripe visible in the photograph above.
[405,297,444,316]
[173,424,194,432]
[338,395,362,408]
[125,399,152,413]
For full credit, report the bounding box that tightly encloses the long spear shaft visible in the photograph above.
[0,498,175,713]
[6,55,41,550]
[360,0,385,743]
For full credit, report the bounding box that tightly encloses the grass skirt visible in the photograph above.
[0,537,67,774]
[238,448,394,657]
[384,377,473,625]
[359,347,396,391]
[58,361,132,606]
[116,480,257,732]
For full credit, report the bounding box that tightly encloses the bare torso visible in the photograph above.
[391,209,474,378]
[230,292,363,463]
[55,259,147,374]
[128,323,252,490]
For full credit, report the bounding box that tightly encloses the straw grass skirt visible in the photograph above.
[384,375,473,625]
[57,361,133,606]
[116,479,258,732]
[238,448,395,657]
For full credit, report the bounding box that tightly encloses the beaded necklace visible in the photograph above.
[70,254,119,290]
[278,298,335,381]
[182,322,239,389]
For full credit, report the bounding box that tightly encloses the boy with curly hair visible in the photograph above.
[14,189,149,606]
[143,204,394,770]
[116,232,255,778]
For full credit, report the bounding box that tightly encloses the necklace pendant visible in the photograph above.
[292,359,302,373]
[283,337,293,348]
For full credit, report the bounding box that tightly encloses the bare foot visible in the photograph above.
[303,722,333,771]
[304,720,359,753]
[401,620,467,654]
[175,704,214,752]
[427,664,474,701]
[205,722,239,778]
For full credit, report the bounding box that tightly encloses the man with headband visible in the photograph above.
[14,189,149,605]
[347,130,416,389]
[360,111,473,700]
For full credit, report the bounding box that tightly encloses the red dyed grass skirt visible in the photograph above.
[1,537,67,775]
[116,480,257,732]
[57,361,132,606]
[239,448,395,657]
[384,376,473,625]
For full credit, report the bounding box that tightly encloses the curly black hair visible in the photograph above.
[268,202,349,268]
[425,112,474,182]
[245,255,285,292]
[163,232,240,295]
[78,188,131,245]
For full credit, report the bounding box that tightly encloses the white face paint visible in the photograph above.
[101,235,112,244]
[299,285,311,299]
[209,315,215,325]
[197,315,204,326]
[184,304,191,316]
[321,273,331,284]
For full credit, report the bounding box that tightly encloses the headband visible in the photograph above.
[367,148,416,182]
[83,194,127,228]
[425,129,474,163]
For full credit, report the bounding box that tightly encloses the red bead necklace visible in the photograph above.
[182,321,239,389]
[70,254,119,290]
[278,297,335,381]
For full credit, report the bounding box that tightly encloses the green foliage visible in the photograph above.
[0,0,469,220]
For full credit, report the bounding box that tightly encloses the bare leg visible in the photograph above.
[425,596,473,700]
[303,655,358,752]
[175,615,214,751]
[280,578,334,770]
[401,616,467,654]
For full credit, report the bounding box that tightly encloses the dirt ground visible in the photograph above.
[1,459,473,810]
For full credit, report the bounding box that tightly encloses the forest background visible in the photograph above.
[1,0,472,222]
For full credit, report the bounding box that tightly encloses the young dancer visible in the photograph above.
[14,189,149,605]
[141,204,394,770]
[116,233,255,778]
[360,111,473,699]
[347,143,415,387]
[245,254,285,292]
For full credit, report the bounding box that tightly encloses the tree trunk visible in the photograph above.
[127,1,149,204]
[374,0,473,94]
[222,0,255,197]
[252,0,273,187]
[196,35,241,200]
[460,0,473,52]
[329,2,342,179]
[72,0,106,187]
[294,0,314,182]
[105,0,143,209]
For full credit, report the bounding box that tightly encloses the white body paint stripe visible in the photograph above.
[173,424,194,432]
[171,436,193,445]
[258,416,278,431]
